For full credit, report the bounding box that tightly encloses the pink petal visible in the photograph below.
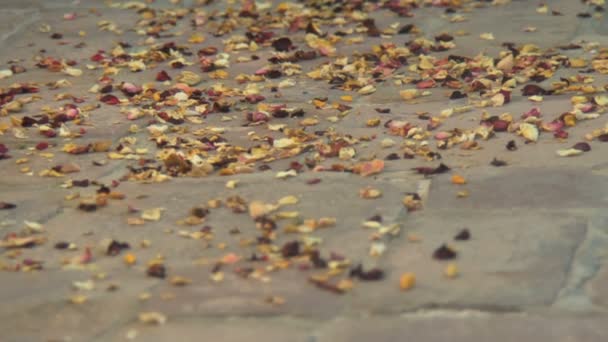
[522,107,541,119]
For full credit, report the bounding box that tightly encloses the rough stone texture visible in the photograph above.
[315,313,608,342]
[2,0,608,340]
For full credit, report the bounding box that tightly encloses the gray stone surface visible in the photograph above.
[2,0,608,340]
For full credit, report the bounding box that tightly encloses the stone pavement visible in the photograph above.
[1,0,608,341]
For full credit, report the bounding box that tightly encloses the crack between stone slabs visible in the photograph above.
[418,207,605,217]
[37,205,65,224]
[88,309,602,342]
[0,9,40,43]
[0,204,64,236]
[88,281,165,342]
[553,218,589,306]
[397,303,522,315]
[127,303,525,324]
[552,217,608,312]
[122,171,422,185]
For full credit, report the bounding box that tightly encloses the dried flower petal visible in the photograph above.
[572,142,591,152]
[272,37,294,52]
[156,70,171,81]
[359,187,382,199]
[350,264,384,281]
[451,175,466,185]
[413,163,450,175]
[519,123,539,142]
[490,158,508,167]
[139,312,167,325]
[444,264,458,278]
[399,273,416,291]
[100,94,120,105]
[147,263,166,279]
[454,229,471,241]
[556,148,583,157]
[433,244,457,260]
[355,159,385,177]
[0,202,16,210]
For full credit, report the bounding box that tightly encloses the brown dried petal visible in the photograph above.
[156,70,171,82]
[350,264,384,281]
[492,120,509,132]
[78,202,97,212]
[375,108,391,114]
[412,163,450,175]
[100,94,120,105]
[506,140,517,151]
[433,244,457,260]
[572,142,591,152]
[309,277,345,294]
[272,37,294,52]
[107,240,130,256]
[490,158,508,167]
[398,24,415,34]
[0,202,16,210]
[521,84,549,96]
[147,264,166,278]
[454,229,471,241]
[281,240,300,258]
[190,206,209,218]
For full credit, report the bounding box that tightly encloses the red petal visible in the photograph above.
[554,130,568,139]
[522,107,541,119]
[100,94,120,105]
[155,70,171,82]
[416,79,436,89]
[35,142,49,150]
[90,51,105,62]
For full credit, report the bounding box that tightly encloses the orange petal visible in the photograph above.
[451,174,466,185]
[359,159,385,177]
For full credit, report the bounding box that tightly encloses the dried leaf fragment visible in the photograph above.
[69,294,88,305]
[225,180,239,189]
[519,123,539,142]
[309,277,345,294]
[170,276,192,287]
[556,148,583,157]
[277,195,298,206]
[479,33,495,40]
[0,236,45,248]
[399,89,419,101]
[359,187,382,199]
[138,312,167,325]
[176,71,201,86]
[402,193,422,212]
[249,201,276,218]
[141,208,163,221]
[358,84,376,95]
[355,159,385,177]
